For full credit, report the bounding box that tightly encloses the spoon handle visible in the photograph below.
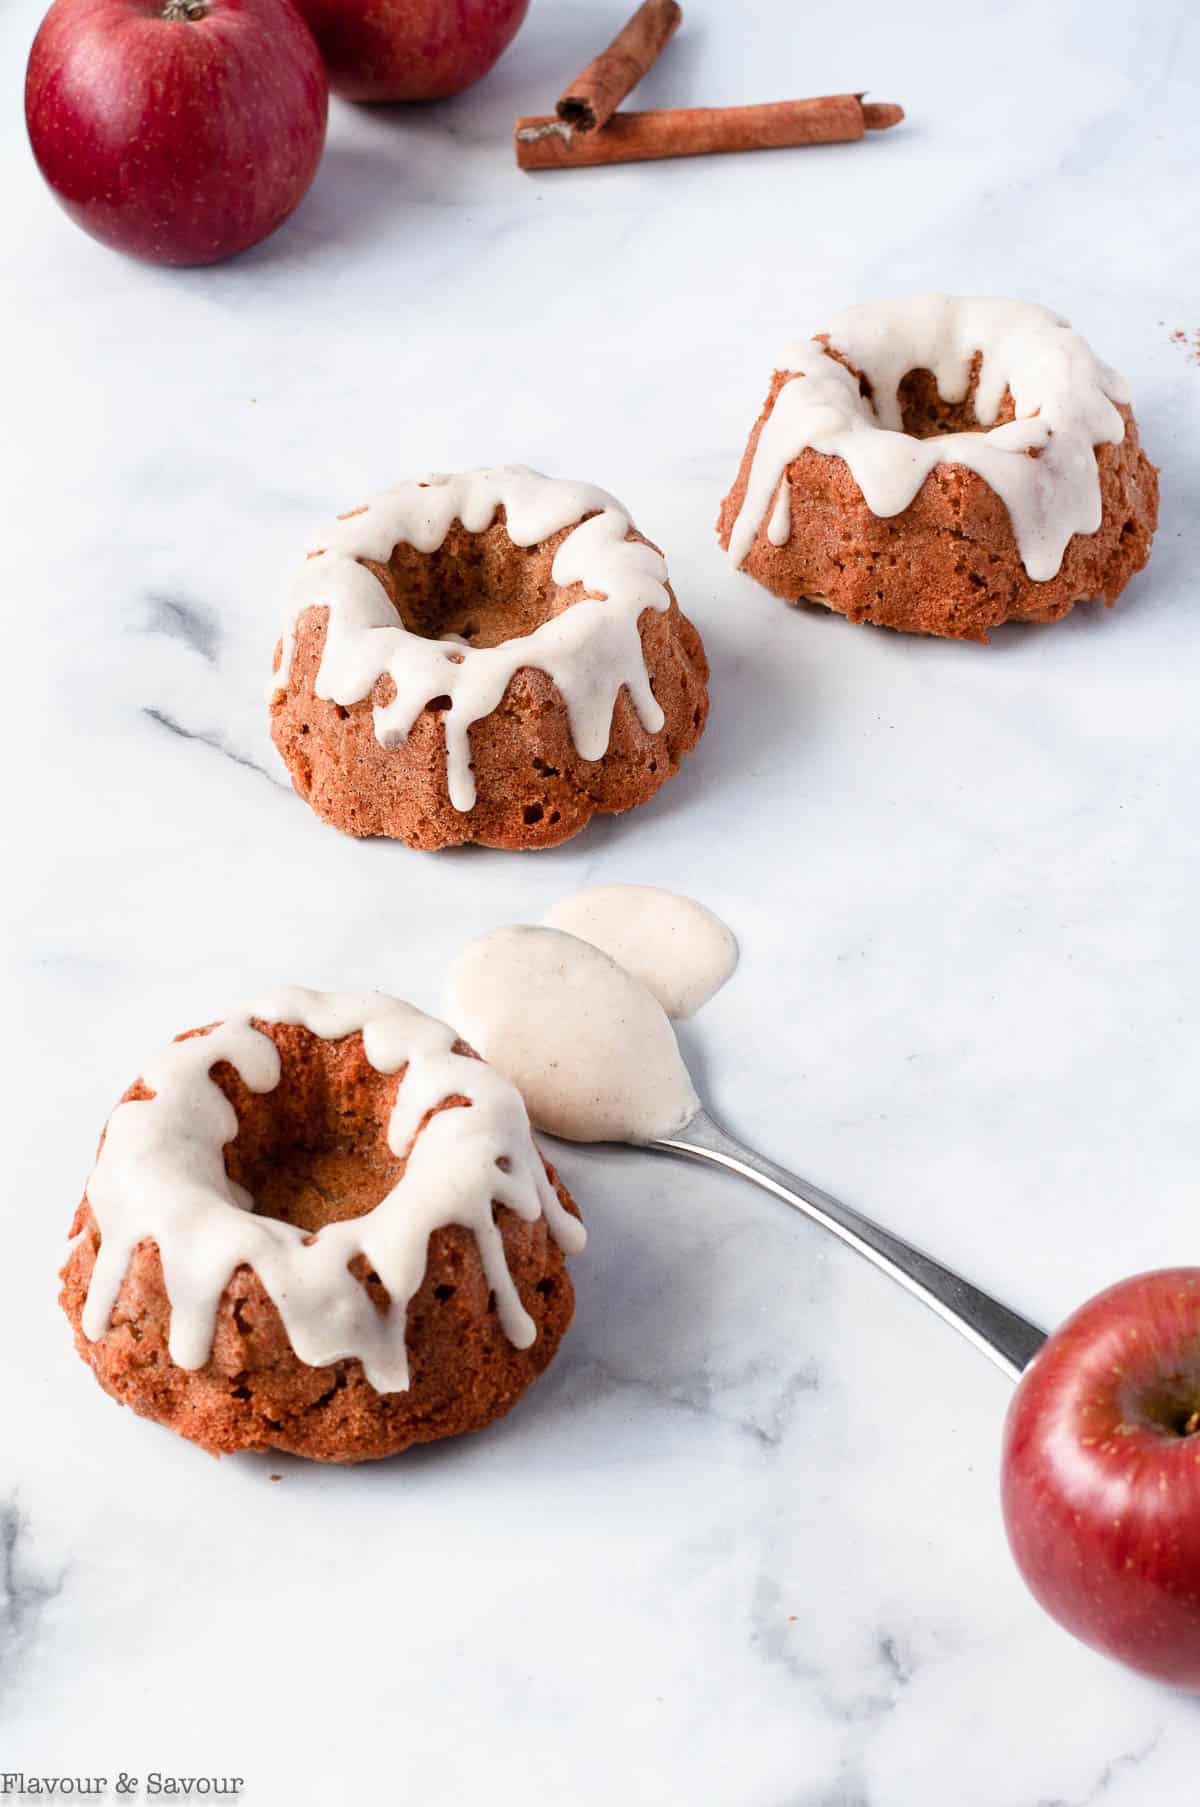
[650,1108,1046,1380]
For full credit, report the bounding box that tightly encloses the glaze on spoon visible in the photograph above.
[447,925,699,1144]
[541,884,738,1019]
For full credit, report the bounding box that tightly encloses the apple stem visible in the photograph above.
[160,0,210,19]
[1186,1410,1200,1436]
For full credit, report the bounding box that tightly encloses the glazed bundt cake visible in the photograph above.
[718,295,1158,642]
[271,465,709,848]
[61,987,584,1463]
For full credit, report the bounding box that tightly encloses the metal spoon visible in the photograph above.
[648,1106,1046,1379]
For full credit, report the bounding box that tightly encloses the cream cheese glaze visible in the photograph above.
[79,988,585,1394]
[447,927,700,1144]
[273,465,672,812]
[727,295,1130,582]
[542,884,738,1019]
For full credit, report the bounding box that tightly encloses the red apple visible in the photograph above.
[26,0,329,266]
[1002,1268,1200,1687]
[293,0,529,103]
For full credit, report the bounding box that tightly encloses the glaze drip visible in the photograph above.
[80,988,585,1393]
[727,296,1130,582]
[274,465,671,812]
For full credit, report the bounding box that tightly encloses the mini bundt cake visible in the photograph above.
[718,295,1159,643]
[270,465,709,849]
[60,988,585,1463]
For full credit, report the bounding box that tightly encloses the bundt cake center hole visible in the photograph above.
[243,1143,405,1234]
[894,359,1018,439]
[212,1029,407,1235]
[359,510,571,650]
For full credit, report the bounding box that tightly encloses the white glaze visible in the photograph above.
[727,295,1130,582]
[79,988,585,1393]
[447,927,699,1144]
[273,465,671,811]
[542,885,738,1019]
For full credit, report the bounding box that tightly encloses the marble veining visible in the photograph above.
[136,592,222,664]
[0,1501,64,1708]
[561,1347,821,1449]
[6,0,1200,1800]
[142,706,289,788]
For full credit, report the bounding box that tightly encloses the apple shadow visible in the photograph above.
[227,0,719,271]
[236,136,470,271]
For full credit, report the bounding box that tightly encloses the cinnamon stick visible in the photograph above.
[556,0,683,133]
[516,95,904,171]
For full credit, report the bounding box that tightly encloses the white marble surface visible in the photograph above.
[5,0,1200,1799]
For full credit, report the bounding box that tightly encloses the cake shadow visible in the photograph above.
[541,602,811,857]
[230,1116,776,1488]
